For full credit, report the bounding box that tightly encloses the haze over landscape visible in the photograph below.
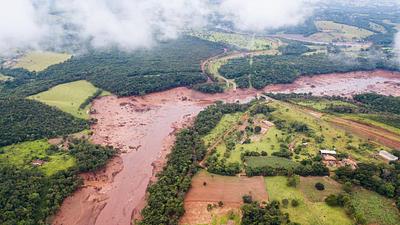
[1,1,400,225]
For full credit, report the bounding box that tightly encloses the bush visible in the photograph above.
[242,195,253,204]
[315,182,325,191]
[287,175,300,187]
[291,199,300,207]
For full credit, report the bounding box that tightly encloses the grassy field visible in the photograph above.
[245,156,299,170]
[290,98,357,111]
[190,31,281,51]
[350,189,400,225]
[265,176,353,225]
[203,112,243,146]
[29,80,110,119]
[311,20,374,42]
[14,51,72,72]
[0,140,75,176]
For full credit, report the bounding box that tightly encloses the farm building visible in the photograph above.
[378,150,398,162]
[320,150,337,155]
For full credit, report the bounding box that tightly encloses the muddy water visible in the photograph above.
[264,70,400,97]
[53,70,400,225]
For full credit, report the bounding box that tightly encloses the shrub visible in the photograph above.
[242,195,253,204]
[291,199,300,207]
[315,182,325,191]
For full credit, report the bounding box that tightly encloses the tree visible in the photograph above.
[242,195,253,204]
[315,182,325,191]
[254,126,262,134]
[287,175,300,187]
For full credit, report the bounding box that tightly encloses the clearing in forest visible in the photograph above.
[29,80,110,119]
[180,170,268,225]
[265,176,353,225]
[14,51,72,72]
[0,140,75,176]
[311,20,374,42]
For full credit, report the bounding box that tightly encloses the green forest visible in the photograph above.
[0,139,115,225]
[219,54,399,89]
[0,99,88,147]
[0,36,225,97]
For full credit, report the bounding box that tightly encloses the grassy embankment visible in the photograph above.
[29,80,110,119]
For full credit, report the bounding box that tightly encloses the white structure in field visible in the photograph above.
[320,150,337,155]
[379,150,398,162]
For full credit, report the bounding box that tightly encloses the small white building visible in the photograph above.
[379,150,398,162]
[320,150,337,155]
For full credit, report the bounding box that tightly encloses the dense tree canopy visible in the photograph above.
[0,99,88,147]
[0,37,225,98]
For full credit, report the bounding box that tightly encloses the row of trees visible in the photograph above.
[354,93,400,115]
[0,139,116,225]
[0,98,88,147]
[335,162,400,202]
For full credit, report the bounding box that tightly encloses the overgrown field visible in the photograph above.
[29,80,109,119]
[14,51,71,72]
[265,176,353,225]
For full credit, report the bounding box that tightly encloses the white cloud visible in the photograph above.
[0,0,47,53]
[0,0,320,53]
[218,0,316,32]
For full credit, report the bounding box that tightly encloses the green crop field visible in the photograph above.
[311,20,374,42]
[14,51,72,72]
[245,156,299,169]
[290,99,357,111]
[0,140,75,176]
[265,176,353,225]
[29,80,110,119]
[350,189,400,225]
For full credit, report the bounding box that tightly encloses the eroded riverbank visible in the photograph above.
[53,70,400,225]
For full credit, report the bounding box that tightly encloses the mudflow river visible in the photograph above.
[53,70,400,225]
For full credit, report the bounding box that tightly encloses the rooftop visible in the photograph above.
[379,150,398,161]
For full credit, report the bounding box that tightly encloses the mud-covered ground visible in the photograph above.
[53,70,400,225]
[264,70,400,97]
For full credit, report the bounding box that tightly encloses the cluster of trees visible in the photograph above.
[192,83,224,94]
[194,102,250,135]
[241,201,298,225]
[335,162,400,202]
[140,102,248,224]
[68,139,116,172]
[205,156,241,176]
[0,98,88,147]
[354,93,400,115]
[246,158,329,177]
[219,54,399,89]
[0,139,115,225]
[0,36,225,98]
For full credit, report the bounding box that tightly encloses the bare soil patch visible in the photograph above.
[180,170,268,225]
